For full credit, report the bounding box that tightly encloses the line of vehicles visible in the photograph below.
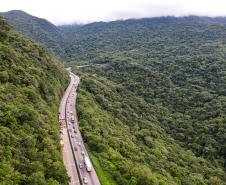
[66,86,93,185]
[59,74,100,185]
[60,115,92,184]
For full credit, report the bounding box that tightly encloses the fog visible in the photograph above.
[1,0,226,25]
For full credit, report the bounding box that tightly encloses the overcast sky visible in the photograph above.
[1,0,226,25]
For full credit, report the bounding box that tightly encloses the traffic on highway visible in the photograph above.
[59,72,101,185]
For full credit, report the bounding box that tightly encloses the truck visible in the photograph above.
[71,116,75,123]
[84,156,92,172]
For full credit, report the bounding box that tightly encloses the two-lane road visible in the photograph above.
[59,72,101,185]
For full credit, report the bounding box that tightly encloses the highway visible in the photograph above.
[61,126,80,185]
[59,72,101,185]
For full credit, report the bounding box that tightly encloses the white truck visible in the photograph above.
[84,156,92,172]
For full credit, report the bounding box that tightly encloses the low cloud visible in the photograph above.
[1,0,226,25]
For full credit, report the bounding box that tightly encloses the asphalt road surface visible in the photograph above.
[59,72,101,185]
[61,126,80,185]
[59,74,80,185]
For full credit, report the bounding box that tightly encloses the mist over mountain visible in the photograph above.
[0,10,66,58]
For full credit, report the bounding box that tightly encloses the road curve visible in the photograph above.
[59,72,101,185]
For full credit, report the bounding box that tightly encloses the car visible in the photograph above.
[81,151,85,155]
[79,163,83,169]
[74,147,77,151]
[83,177,88,184]
[74,130,77,133]
[73,126,75,129]
[71,135,74,138]
[78,142,81,146]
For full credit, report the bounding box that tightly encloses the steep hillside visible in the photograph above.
[58,24,82,43]
[0,10,66,58]
[75,72,226,185]
[63,16,226,63]
[0,17,69,184]
[65,17,226,184]
[64,16,226,165]
[3,12,226,184]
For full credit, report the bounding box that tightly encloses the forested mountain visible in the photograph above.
[74,71,226,185]
[66,17,226,184]
[64,16,226,161]
[62,16,226,62]
[1,11,226,184]
[58,24,82,43]
[0,10,66,58]
[0,17,69,184]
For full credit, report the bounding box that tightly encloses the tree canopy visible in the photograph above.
[0,17,69,184]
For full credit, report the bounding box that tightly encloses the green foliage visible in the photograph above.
[65,16,226,169]
[0,71,9,82]
[0,17,69,184]
[89,151,117,185]
[76,74,226,185]
[3,12,226,184]
[67,16,226,184]
[0,10,66,59]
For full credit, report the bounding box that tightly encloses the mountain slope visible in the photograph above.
[0,17,69,184]
[0,10,66,58]
[64,16,226,167]
[3,12,226,184]
[75,72,226,185]
[63,16,226,184]
[62,16,226,63]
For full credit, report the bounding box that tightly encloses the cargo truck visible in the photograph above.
[84,156,92,172]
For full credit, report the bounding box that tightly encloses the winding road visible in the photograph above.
[59,72,101,185]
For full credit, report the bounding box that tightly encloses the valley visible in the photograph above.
[0,10,226,185]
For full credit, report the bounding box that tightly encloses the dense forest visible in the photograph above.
[68,17,226,184]
[0,10,66,59]
[75,72,226,185]
[1,11,226,184]
[0,17,69,184]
